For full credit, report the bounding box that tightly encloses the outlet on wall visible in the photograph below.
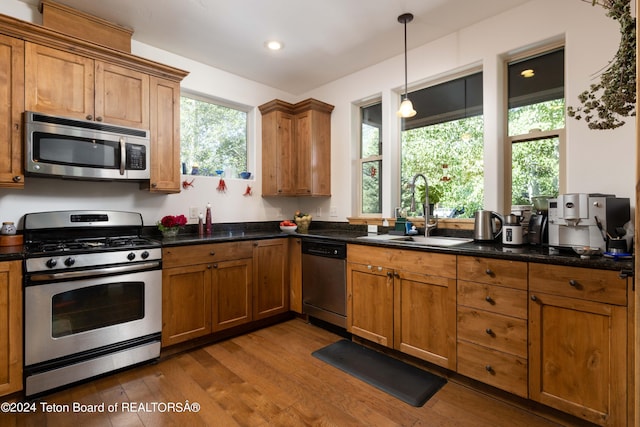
[189,207,199,219]
[330,206,337,217]
[316,207,322,217]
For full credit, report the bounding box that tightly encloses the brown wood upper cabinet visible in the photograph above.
[0,34,24,188]
[259,99,334,197]
[25,42,150,129]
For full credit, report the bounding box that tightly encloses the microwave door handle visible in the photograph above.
[119,137,126,175]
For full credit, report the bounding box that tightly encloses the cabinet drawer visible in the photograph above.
[457,280,527,319]
[457,256,527,289]
[529,264,627,306]
[457,340,528,398]
[457,306,527,358]
[347,244,456,278]
[163,241,254,268]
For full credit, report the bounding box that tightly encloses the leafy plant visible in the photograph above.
[567,0,636,129]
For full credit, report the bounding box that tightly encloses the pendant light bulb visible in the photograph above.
[397,13,416,118]
[397,99,417,118]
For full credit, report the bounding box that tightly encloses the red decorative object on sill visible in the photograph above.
[216,178,227,192]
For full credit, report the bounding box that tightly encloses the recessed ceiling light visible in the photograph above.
[265,40,283,51]
[520,69,535,78]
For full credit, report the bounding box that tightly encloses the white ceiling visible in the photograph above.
[20,0,530,94]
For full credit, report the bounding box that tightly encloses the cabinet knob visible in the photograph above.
[86,114,93,120]
[12,176,21,182]
[377,266,383,272]
[394,272,400,279]
[485,268,493,275]
[207,264,212,269]
[530,295,537,301]
[367,265,372,270]
[96,116,103,122]
[485,365,493,373]
[213,263,218,268]
[485,295,494,304]
[387,271,393,278]
[485,328,494,336]
[151,183,157,188]
[13,123,19,131]
[569,279,577,287]
[210,251,216,255]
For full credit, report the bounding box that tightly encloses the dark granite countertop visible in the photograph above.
[0,245,23,262]
[157,223,633,273]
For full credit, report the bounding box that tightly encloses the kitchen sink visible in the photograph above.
[357,234,473,247]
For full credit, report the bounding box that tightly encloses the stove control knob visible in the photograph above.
[127,252,136,261]
[46,258,57,268]
[64,257,75,267]
[141,251,150,259]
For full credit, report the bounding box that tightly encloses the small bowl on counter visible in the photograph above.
[240,171,252,179]
[280,225,298,233]
[572,246,602,259]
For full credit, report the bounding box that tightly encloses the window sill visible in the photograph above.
[347,217,474,230]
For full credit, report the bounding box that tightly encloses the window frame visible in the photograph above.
[180,90,254,177]
[502,43,566,211]
[357,98,383,217]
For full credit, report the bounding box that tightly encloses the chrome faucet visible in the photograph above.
[409,173,438,236]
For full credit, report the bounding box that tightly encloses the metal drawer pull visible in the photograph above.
[485,328,494,336]
[377,266,383,272]
[387,271,393,278]
[485,296,494,304]
[530,295,537,301]
[485,268,493,275]
[569,279,577,287]
[210,251,216,255]
[485,365,493,373]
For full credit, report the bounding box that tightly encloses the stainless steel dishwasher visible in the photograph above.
[302,239,347,328]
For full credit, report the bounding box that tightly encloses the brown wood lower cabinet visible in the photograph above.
[162,239,288,348]
[0,260,22,396]
[347,244,457,370]
[529,264,629,427]
[456,256,529,398]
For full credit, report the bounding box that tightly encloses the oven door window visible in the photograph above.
[51,282,144,337]
[34,132,120,169]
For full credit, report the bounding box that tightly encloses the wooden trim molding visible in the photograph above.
[0,13,188,82]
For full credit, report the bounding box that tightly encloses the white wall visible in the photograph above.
[301,0,635,220]
[0,0,634,228]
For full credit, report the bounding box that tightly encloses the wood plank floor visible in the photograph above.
[2,319,586,426]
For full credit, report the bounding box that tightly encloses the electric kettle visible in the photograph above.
[474,210,504,241]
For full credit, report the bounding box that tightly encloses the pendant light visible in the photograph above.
[397,13,416,118]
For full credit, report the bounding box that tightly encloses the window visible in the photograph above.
[359,101,382,215]
[507,48,564,206]
[180,93,248,177]
[400,72,484,218]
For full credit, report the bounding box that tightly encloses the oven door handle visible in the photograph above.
[28,261,161,282]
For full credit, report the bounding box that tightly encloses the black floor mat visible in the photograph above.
[312,339,447,407]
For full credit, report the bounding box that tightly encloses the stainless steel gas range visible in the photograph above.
[22,210,162,397]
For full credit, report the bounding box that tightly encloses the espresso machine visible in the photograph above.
[547,193,630,251]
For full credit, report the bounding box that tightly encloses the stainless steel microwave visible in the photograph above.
[24,111,150,181]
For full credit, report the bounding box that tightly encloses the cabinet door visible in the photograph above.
[25,42,94,120]
[148,76,181,193]
[253,239,289,320]
[0,260,22,396]
[0,35,24,188]
[288,238,303,313]
[275,111,295,195]
[293,111,312,195]
[394,271,457,369]
[162,264,212,347]
[529,292,626,426]
[95,61,149,129]
[347,262,393,347]
[212,258,253,331]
